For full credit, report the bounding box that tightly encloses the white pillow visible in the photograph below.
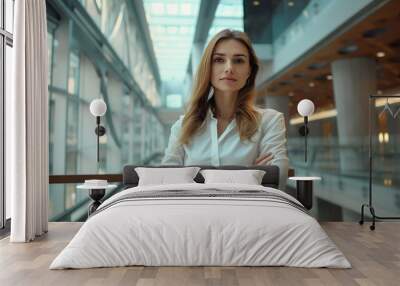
[200,169,266,185]
[135,167,200,186]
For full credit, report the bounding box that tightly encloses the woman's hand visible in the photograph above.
[255,153,274,165]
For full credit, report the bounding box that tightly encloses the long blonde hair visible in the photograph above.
[179,29,261,145]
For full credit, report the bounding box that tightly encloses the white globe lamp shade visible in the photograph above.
[90,99,107,117]
[297,99,315,117]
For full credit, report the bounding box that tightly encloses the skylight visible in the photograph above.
[144,0,201,81]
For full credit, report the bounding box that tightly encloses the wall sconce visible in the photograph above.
[90,99,107,162]
[297,99,315,162]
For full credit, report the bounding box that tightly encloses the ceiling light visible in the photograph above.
[375,97,400,107]
[290,109,338,125]
[253,0,260,6]
[308,62,327,70]
[326,74,333,80]
[293,73,305,78]
[338,44,358,55]
[314,75,326,81]
[288,1,294,7]
[279,81,291,86]
[376,51,385,58]
[309,82,315,87]
[362,28,386,38]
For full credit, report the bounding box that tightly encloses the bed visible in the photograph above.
[50,165,351,269]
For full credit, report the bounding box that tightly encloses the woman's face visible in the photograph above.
[211,39,251,94]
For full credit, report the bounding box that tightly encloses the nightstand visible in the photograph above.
[288,177,321,210]
[77,183,117,216]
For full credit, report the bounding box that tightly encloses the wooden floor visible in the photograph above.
[0,222,399,286]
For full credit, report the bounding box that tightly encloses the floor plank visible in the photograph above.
[0,222,399,286]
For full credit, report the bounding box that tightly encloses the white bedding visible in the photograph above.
[50,183,351,269]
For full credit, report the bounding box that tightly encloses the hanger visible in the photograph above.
[379,97,395,118]
[394,106,400,119]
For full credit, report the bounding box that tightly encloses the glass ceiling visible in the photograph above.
[143,0,201,81]
[144,0,243,82]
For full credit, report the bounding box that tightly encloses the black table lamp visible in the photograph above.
[89,99,107,162]
[297,99,315,162]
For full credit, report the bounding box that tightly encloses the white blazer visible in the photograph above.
[162,108,289,190]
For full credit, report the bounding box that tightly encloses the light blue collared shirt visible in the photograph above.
[162,108,289,190]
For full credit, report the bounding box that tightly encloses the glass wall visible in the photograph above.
[45,0,400,223]
[287,112,400,221]
[47,1,166,221]
[256,0,400,221]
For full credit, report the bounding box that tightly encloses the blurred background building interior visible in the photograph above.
[2,0,400,224]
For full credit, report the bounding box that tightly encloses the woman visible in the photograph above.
[162,29,289,190]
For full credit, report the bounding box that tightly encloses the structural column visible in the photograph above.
[331,57,376,172]
[191,42,204,78]
[263,95,290,129]
[182,42,204,105]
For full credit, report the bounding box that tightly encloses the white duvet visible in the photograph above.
[50,183,351,269]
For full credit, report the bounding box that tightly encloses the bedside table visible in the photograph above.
[288,177,321,210]
[77,184,117,216]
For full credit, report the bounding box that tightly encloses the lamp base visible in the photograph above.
[298,125,309,136]
[95,125,106,136]
[296,180,313,210]
[88,189,106,216]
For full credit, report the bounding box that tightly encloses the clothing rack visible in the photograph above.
[359,94,400,230]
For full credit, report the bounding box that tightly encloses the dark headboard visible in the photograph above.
[123,165,279,189]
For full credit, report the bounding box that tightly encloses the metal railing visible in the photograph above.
[288,136,400,219]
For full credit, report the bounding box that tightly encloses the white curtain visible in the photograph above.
[7,0,49,242]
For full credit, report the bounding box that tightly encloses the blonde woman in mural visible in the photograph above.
[162,29,289,190]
